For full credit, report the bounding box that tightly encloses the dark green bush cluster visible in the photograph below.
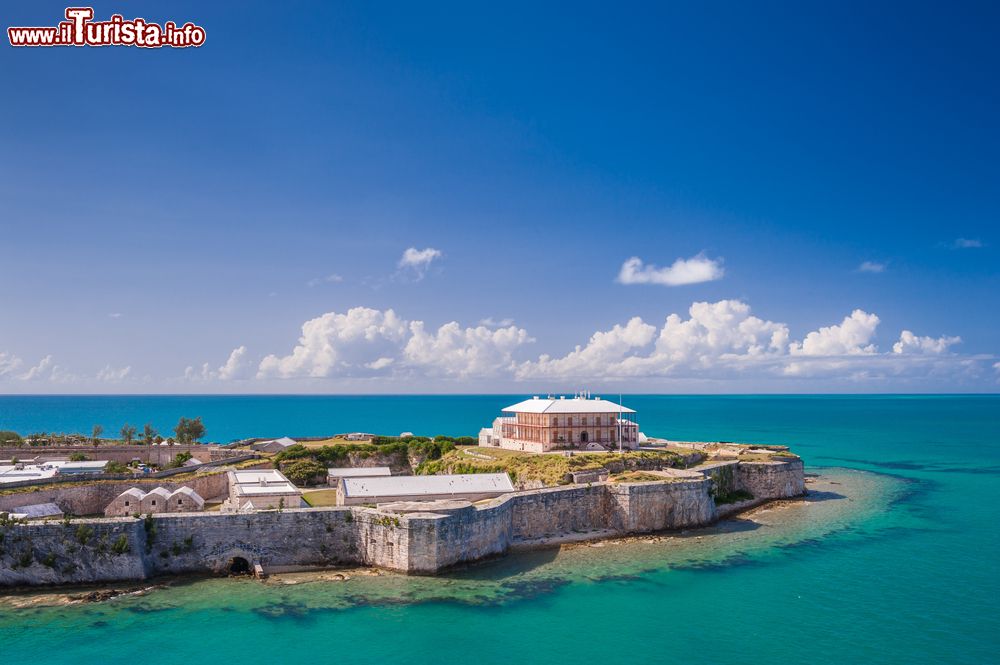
[713,489,754,505]
[275,435,470,470]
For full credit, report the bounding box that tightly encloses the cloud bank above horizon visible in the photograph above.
[2,298,992,392]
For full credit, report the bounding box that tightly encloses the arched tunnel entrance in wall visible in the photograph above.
[228,556,252,576]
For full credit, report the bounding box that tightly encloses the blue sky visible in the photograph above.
[1,1,997,393]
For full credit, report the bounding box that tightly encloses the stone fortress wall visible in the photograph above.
[0,459,804,586]
[0,443,239,466]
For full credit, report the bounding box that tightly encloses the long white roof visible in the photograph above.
[503,396,635,414]
[342,473,514,498]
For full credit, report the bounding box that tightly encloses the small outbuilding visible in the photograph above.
[105,488,145,516]
[169,487,205,512]
[140,487,171,514]
[251,437,298,453]
[336,473,515,506]
[57,460,110,475]
[222,469,304,512]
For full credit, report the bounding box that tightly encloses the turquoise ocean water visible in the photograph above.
[1,395,998,664]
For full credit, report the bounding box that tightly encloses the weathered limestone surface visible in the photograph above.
[736,459,804,499]
[0,460,804,585]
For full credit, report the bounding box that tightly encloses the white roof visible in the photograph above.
[231,469,300,496]
[11,502,63,519]
[0,465,58,484]
[502,396,635,414]
[258,436,297,447]
[169,487,204,502]
[232,470,289,483]
[59,460,108,473]
[327,467,392,478]
[342,473,515,498]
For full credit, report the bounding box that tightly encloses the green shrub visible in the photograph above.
[75,524,94,545]
[111,535,130,555]
[713,489,754,505]
[107,460,130,474]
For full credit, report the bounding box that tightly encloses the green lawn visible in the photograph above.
[302,489,340,507]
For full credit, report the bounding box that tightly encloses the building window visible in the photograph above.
[151,500,156,506]
[124,501,129,507]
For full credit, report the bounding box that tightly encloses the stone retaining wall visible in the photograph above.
[0,444,239,466]
[0,471,234,515]
[0,460,805,585]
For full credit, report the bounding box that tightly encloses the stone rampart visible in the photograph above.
[0,460,804,585]
[736,458,804,499]
[0,444,239,466]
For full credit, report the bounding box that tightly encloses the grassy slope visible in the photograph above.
[416,447,707,487]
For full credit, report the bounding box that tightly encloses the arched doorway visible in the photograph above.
[580,431,589,443]
[228,556,251,576]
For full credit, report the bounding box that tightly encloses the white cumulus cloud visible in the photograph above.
[186,346,255,381]
[617,253,724,286]
[398,247,443,280]
[180,300,987,388]
[952,238,983,249]
[251,307,532,380]
[20,355,55,381]
[790,310,880,356]
[404,321,532,378]
[257,307,410,378]
[892,331,961,355]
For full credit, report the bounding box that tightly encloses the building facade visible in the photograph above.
[221,469,304,513]
[480,395,640,453]
[104,487,206,517]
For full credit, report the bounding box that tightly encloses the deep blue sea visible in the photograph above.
[1,395,999,664]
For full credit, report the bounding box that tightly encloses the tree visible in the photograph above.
[0,431,24,447]
[91,424,104,444]
[168,451,193,469]
[120,424,137,445]
[142,423,157,446]
[173,417,206,444]
[281,459,326,486]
